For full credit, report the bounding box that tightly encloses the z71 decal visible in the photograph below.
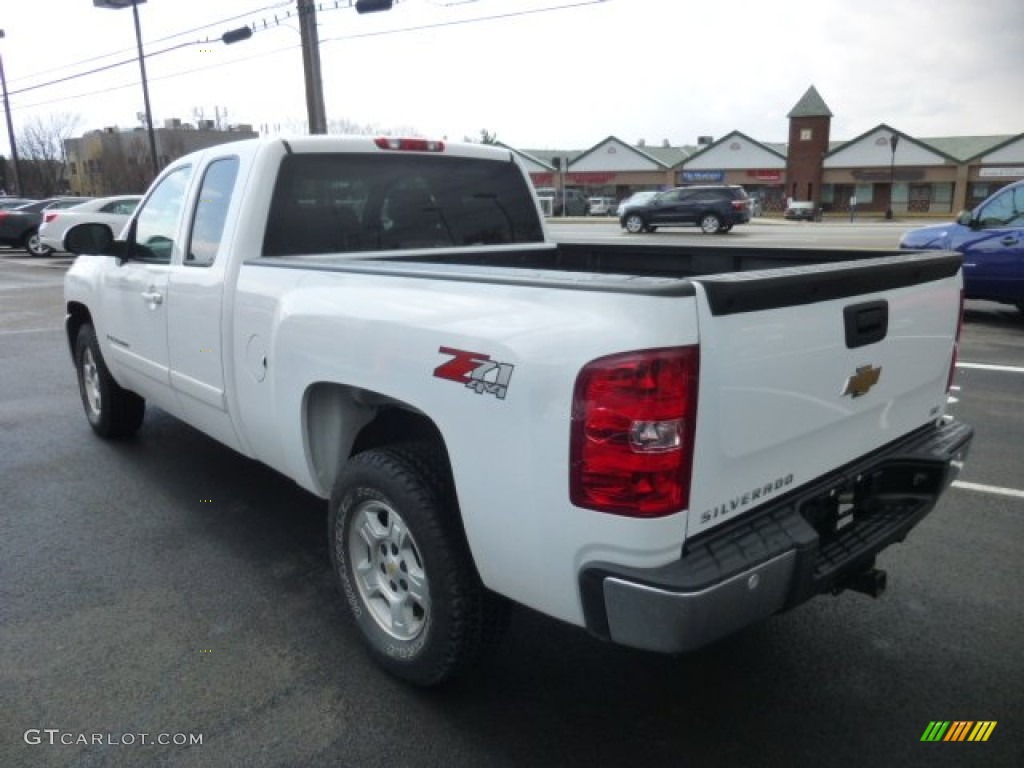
[434,346,514,400]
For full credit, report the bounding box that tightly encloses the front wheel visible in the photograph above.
[329,444,506,686]
[74,324,145,438]
[623,213,646,234]
[23,230,54,257]
[699,214,722,234]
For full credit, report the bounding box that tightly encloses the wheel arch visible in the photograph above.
[304,381,453,499]
[65,301,93,360]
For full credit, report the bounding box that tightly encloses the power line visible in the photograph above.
[319,0,609,44]
[12,42,301,113]
[7,0,609,112]
[5,1,293,87]
[7,40,206,97]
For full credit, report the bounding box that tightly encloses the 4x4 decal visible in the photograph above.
[434,346,514,400]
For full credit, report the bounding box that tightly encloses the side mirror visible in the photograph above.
[955,210,975,228]
[64,222,121,257]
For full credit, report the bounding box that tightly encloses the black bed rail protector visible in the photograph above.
[694,251,962,316]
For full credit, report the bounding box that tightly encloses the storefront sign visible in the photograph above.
[979,167,1024,178]
[851,169,925,181]
[530,173,554,185]
[567,172,616,184]
[681,170,724,183]
[747,169,782,181]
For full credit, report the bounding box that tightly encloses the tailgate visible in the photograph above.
[686,252,962,537]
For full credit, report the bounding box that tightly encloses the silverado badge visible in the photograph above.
[842,364,882,398]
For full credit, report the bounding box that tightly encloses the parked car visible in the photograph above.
[784,201,821,221]
[620,185,751,234]
[586,196,617,216]
[615,190,659,217]
[899,179,1024,314]
[0,197,92,256]
[534,187,589,216]
[0,197,36,211]
[39,195,142,253]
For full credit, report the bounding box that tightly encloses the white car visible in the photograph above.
[587,196,616,216]
[39,195,142,253]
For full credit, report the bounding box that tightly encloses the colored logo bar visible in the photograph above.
[921,721,997,742]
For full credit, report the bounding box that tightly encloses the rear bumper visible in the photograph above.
[579,419,973,653]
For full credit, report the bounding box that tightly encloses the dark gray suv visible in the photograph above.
[619,185,751,234]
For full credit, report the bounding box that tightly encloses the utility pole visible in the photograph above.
[0,30,23,194]
[297,0,327,134]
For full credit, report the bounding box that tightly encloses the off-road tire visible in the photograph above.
[74,324,145,438]
[329,443,507,686]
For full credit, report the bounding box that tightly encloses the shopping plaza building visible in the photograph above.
[510,86,1024,216]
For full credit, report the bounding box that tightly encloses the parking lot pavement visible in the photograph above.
[1,256,1021,768]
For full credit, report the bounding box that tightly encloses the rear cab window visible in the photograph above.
[263,153,545,256]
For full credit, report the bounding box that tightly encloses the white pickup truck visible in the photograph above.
[64,136,972,686]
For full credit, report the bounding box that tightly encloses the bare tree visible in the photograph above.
[17,112,81,197]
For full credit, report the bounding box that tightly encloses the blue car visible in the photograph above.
[899,179,1024,314]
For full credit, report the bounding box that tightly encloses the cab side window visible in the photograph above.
[978,186,1024,228]
[133,165,192,263]
[187,157,240,267]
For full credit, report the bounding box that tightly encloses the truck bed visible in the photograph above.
[256,243,963,311]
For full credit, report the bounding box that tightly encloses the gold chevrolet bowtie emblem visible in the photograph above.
[842,365,882,398]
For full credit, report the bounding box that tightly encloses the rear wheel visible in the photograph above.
[329,443,507,686]
[699,214,722,234]
[624,213,645,234]
[23,230,54,257]
[74,324,145,438]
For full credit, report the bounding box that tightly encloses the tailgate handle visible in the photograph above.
[844,300,888,348]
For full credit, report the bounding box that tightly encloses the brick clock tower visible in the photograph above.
[786,86,832,205]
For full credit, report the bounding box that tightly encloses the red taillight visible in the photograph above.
[374,137,445,152]
[44,212,59,223]
[570,346,699,517]
[732,200,747,211]
[947,289,964,392]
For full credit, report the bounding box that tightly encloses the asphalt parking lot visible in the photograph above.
[1,229,1021,768]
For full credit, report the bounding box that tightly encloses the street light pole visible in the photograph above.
[886,133,900,221]
[0,30,22,194]
[94,0,159,178]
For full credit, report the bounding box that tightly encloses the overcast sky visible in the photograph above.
[2,0,1022,155]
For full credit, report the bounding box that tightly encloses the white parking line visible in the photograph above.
[952,481,1024,500]
[0,327,62,336]
[957,362,1024,374]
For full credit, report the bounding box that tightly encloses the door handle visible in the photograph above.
[1000,236,1018,246]
[141,291,164,305]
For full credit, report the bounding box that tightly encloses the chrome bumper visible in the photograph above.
[579,419,973,654]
